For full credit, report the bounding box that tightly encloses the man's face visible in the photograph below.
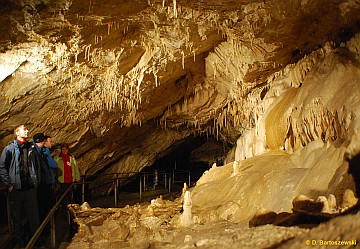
[37,141,45,148]
[44,137,53,148]
[16,125,29,140]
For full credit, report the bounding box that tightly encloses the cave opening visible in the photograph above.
[147,135,229,171]
[122,134,232,192]
[348,153,360,199]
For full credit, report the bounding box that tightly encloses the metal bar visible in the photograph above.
[188,172,191,187]
[71,187,74,203]
[6,192,12,235]
[168,174,171,193]
[82,177,85,203]
[67,209,71,227]
[139,175,142,199]
[164,173,167,189]
[50,215,56,249]
[143,173,146,192]
[114,177,118,207]
[25,183,74,249]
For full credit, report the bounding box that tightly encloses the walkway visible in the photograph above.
[0,185,183,249]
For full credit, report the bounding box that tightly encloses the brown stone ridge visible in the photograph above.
[249,190,360,228]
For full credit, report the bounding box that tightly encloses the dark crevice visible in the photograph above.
[347,153,360,198]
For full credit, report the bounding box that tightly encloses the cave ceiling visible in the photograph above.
[0,0,359,178]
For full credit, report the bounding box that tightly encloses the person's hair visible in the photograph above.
[59,143,72,156]
[61,143,70,149]
[44,135,51,140]
[14,124,26,136]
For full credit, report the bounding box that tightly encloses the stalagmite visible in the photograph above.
[327,194,337,212]
[232,160,240,176]
[178,191,193,227]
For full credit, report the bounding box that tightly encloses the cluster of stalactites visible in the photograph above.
[59,0,225,126]
[234,44,341,161]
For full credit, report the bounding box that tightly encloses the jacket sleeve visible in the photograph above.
[0,148,12,187]
[29,148,40,188]
[45,148,58,170]
[72,157,81,182]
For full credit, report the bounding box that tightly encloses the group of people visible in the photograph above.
[0,124,81,248]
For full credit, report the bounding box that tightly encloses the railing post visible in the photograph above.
[114,176,118,207]
[139,175,142,199]
[67,209,71,226]
[6,192,12,235]
[70,186,74,203]
[164,173,167,189]
[188,172,191,188]
[25,183,74,249]
[168,174,171,193]
[82,177,85,203]
[50,215,56,249]
[143,173,146,192]
[172,169,175,184]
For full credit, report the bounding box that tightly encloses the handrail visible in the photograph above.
[3,169,196,248]
[78,170,190,206]
[82,169,191,193]
[25,183,75,249]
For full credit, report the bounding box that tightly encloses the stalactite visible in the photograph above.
[173,0,177,18]
[181,50,185,69]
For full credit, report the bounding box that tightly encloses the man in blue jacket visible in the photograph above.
[0,125,41,248]
[43,135,58,187]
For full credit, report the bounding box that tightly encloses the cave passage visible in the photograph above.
[348,153,360,199]
[123,135,231,191]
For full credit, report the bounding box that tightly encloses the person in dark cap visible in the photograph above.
[0,125,41,248]
[33,132,46,144]
[32,133,54,228]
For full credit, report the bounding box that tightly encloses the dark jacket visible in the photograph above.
[0,140,41,190]
[33,142,54,185]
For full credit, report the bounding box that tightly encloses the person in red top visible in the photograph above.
[62,149,72,183]
[55,143,80,204]
[56,143,80,184]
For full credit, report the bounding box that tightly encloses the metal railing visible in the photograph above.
[81,171,177,206]
[80,170,192,207]
[25,183,74,249]
[172,169,191,187]
[2,169,193,248]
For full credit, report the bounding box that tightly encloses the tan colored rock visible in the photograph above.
[327,194,337,212]
[316,196,329,213]
[292,195,324,213]
[341,189,358,210]
[249,207,277,227]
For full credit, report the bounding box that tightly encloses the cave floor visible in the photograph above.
[0,186,183,249]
